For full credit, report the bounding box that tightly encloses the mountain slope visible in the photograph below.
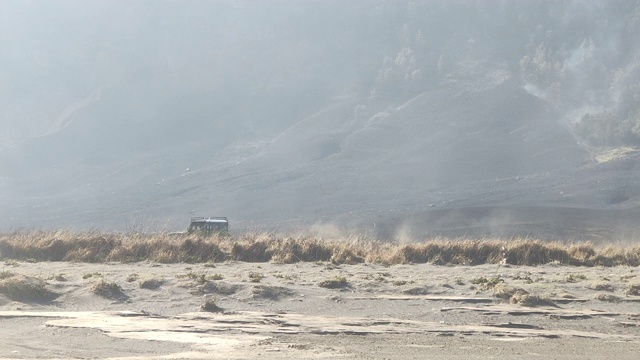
[4,1,640,239]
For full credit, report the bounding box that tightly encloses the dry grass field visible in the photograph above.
[1,230,640,266]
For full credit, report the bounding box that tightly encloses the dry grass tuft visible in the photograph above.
[91,280,127,300]
[199,281,242,296]
[626,284,640,296]
[471,276,504,289]
[594,293,621,302]
[493,284,529,300]
[510,293,556,307]
[248,272,264,283]
[0,274,58,303]
[177,272,209,285]
[586,282,614,292]
[318,276,349,289]
[200,297,223,312]
[403,286,430,295]
[139,278,164,290]
[565,274,587,282]
[251,285,294,300]
[2,231,640,266]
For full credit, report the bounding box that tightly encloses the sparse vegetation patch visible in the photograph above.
[47,273,67,281]
[0,270,14,280]
[470,276,504,289]
[177,272,209,284]
[248,272,264,283]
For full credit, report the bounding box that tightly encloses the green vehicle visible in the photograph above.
[171,217,229,236]
[188,217,229,234]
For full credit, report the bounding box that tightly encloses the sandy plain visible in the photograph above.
[1,260,640,359]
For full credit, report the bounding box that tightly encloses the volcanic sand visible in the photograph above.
[1,261,640,359]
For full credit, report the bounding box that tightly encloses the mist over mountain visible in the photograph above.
[3,1,640,239]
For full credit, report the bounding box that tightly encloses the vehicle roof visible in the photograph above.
[190,217,228,223]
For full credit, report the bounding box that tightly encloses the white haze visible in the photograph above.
[2,0,640,240]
